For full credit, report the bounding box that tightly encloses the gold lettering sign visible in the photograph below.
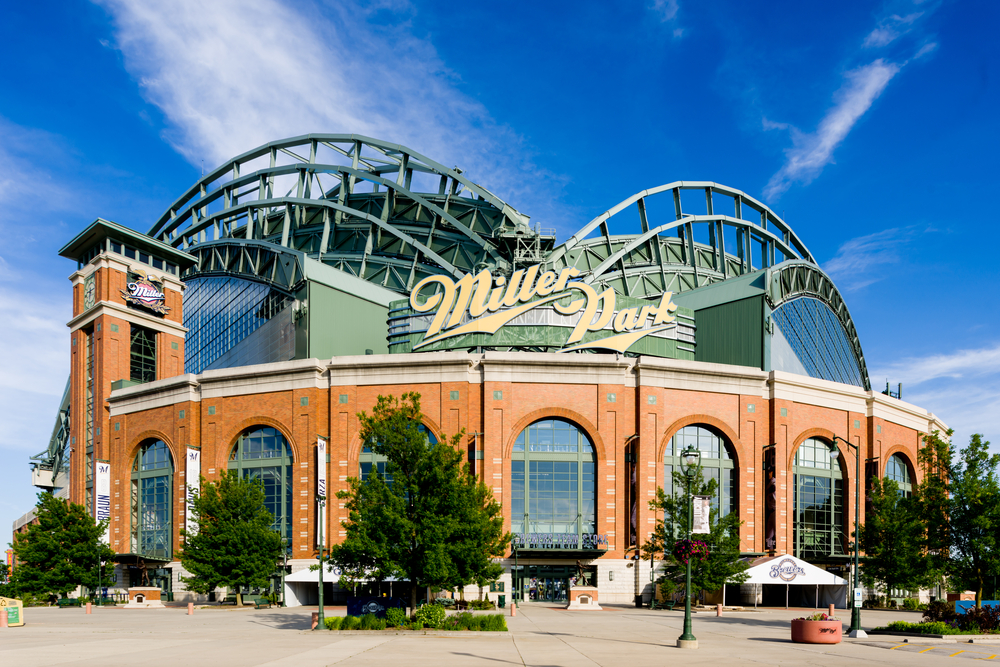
[409,265,678,353]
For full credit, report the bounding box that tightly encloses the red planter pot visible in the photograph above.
[790,619,843,644]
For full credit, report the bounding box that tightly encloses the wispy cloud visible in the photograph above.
[863,11,924,48]
[761,1,939,201]
[870,343,1000,451]
[649,0,684,39]
[823,227,914,291]
[93,0,567,227]
[764,59,900,199]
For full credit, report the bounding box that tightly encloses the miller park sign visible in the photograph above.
[396,264,696,356]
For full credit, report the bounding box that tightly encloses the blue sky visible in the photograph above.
[2,0,998,534]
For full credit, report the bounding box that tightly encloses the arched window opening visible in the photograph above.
[885,454,913,497]
[359,423,438,485]
[228,426,293,551]
[131,439,173,560]
[793,438,846,561]
[510,419,596,548]
[663,426,736,517]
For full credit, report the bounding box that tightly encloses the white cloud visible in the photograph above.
[650,0,679,22]
[862,12,924,48]
[764,59,900,200]
[914,42,938,59]
[870,343,1000,453]
[823,227,912,291]
[93,0,566,227]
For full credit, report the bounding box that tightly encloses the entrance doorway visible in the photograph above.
[515,565,594,603]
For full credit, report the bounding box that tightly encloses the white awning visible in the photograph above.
[732,555,847,586]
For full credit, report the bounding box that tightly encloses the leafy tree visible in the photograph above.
[331,392,509,611]
[644,467,748,598]
[946,434,1000,608]
[914,429,953,584]
[180,471,284,606]
[860,476,938,595]
[10,492,115,599]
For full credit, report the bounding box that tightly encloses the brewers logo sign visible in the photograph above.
[121,272,169,315]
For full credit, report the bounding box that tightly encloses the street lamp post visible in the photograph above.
[280,538,288,607]
[677,444,701,650]
[832,436,867,639]
[316,495,326,630]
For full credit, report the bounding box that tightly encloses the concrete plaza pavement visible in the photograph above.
[0,602,986,666]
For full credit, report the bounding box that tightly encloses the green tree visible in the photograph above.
[331,392,509,611]
[179,471,284,606]
[947,434,1000,608]
[914,429,953,584]
[860,476,937,595]
[10,492,114,599]
[644,468,748,598]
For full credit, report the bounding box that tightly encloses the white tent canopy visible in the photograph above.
[739,555,847,586]
[729,555,848,609]
[283,566,402,607]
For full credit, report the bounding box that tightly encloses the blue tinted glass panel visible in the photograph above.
[772,297,865,388]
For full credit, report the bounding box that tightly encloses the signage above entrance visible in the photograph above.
[513,532,609,550]
[409,265,680,354]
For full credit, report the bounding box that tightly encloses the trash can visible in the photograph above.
[498,595,506,609]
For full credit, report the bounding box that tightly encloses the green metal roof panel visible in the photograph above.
[59,218,197,267]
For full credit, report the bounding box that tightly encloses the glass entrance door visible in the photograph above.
[526,566,571,602]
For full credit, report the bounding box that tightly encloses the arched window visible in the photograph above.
[131,439,173,560]
[885,454,913,497]
[359,424,438,483]
[663,426,736,516]
[793,438,845,560]
[228,426,293,549]
[510,419,596,548]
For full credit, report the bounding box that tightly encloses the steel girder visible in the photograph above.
[546,181,815,298]
[766,260,871,391]
[149,134,535,293]
[182,240,306,295]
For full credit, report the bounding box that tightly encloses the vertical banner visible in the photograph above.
[317,437,327,548]
[95,461,111,544]
[186,448,201,537]
[691,495,711,535]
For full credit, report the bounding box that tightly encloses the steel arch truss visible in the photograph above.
[182,240,306,295]
[766,261,871,391]
[149,134,535,293]
[546,182,815,298]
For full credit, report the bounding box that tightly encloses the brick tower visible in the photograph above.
[59,219,195,524]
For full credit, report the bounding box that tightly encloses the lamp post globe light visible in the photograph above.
[831,436,866,639]
[678,444,701,649]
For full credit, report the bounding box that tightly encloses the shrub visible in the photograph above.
[340,615,360,630]
[924,600,955,623]
[880,620,966,635]
[468,599,495,610]
[961,606,1000,633]
[433,597,456,607]
[481,614,508,631]
[386,607,406,627]
[324,616,342,630]
[903,598,920,611]
[415,602,446,629]
[411,621,424,630]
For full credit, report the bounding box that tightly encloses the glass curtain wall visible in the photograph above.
[663,425,736,516]
[228,426,293,551]
[131,439,173,559]
[793,438,845,560]
[129,325,157,383]
[510,419,596,548]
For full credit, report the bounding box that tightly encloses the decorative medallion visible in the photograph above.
[121,272,169,315]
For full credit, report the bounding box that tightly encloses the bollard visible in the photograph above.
[510,601,516,617]
[187,603,194,616]
[311,611,319,630]
[829,604,835,618]
[716,604,722,617]
[86,602,92,615]
[1,609,7,628]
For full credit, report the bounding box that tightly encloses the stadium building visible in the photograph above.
[30,134,945,605]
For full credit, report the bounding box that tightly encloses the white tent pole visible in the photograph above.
[723,583,726,608]
[785,584,788,610]
[815,584,818,609]
[755,584,758,609]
